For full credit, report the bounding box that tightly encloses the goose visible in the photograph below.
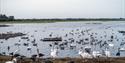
[116,48,120,56]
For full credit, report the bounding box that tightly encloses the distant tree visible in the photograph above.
[0,14,14,21]
[9,16,14,20]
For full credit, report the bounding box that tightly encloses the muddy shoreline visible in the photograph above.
[0,24,10,27]
[0,55,125,63]
[0,32,26,40]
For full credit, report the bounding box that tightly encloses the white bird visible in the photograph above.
[108,43,114,47]
[5,58,17,63]
[105,50,111,57]
[70,43,76,47]
[70,43,76,49]
[119,47,125,51]
[14,49,20,54]
[103,48,111,57]
[78,49,92,58]
[92,51,102,58]
[50,48,58,58]
[5,61,14,63]
[78,49,83,55]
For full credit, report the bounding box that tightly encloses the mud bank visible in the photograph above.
[0,56,125,63]
[0,32,26,40]
[0,24,10,27]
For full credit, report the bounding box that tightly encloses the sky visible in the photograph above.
[0,0,125,19]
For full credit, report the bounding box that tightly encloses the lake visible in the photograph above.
[0,21,125,58]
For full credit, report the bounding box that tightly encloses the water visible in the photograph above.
[0,21,125,58]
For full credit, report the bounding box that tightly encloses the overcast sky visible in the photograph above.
[0,0,125,19]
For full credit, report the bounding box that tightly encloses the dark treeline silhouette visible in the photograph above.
[0,14,14,21]
[14,18,125,21]
[9,18,125,21]
[0,15,125,22]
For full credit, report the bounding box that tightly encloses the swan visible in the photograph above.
[104,50,111,57]
[5,58,17,63]
[78,48,92,58]
[92,51,102,57]
[108,43,114,47]
[50,48,58,58]
[120,47,125,51]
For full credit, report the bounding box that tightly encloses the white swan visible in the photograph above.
[78,49,92,58]
[50,48,58,58]
[5,58,17,63]
[105,50,111,57]
[108,44,114,47]
[92,50,110,57]
[92,51,102,57]
[120,47,125,51]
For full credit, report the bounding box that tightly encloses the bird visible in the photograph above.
[103,46,111,57]
[7,46,10,52]
[38,53,45,57]
[5,49,21,63]
[27,46,31,50]
[116,51,120,56]
[5,57,17,63]
[119,48,125,51]
[70,43,76,50]
[31,54,37,62]
[92,51,102,58]
[78,47,83,55]
[104,50,111,57]
[78,47,92,58]
[116,48,120,56]
[50,48,58,58]
[108,43,114,47]
[14,49,20,54]
[79,51,92,58]
[27,46,32,53]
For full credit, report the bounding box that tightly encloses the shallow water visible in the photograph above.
[0,21,125,58]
